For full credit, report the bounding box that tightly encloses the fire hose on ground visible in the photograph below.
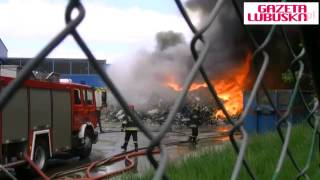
[0,131,231,180]
[50,132,234,180]
[23,148,160,180]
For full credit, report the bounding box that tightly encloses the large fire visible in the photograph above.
[165,52,252,119]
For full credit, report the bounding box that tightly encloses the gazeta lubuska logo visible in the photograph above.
[244,2,319,25]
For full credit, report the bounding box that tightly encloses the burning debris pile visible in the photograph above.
[105,48,251,126]
[165,51,252,120]
[104,103,216,128]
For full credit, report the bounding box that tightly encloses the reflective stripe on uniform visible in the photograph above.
[125,127,138,131]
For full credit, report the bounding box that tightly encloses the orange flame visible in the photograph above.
[214,52,252,119]
[166,79,208,92]
[165,52,252,119]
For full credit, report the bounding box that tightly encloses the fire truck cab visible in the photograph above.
[0,76,98,170]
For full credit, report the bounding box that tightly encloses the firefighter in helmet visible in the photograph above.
[121,105,138,152]
[189,105,201,144]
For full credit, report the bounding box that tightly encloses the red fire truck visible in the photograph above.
[0,76,98,170]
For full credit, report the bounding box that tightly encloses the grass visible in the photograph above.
[123,123,320,180]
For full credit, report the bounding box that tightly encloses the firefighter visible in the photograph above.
[121,105,138,152]
[189,105,201,144]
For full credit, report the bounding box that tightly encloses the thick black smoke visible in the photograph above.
[186,0,300,89]
[156,31,186,51]
[186,0,251,80]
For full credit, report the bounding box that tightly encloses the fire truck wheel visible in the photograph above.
[78,129,93,158]
[33,139,49,171]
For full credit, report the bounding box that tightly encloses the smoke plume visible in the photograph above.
[107,1,254,109]
[107,31,193,109]
[107,0,297,110]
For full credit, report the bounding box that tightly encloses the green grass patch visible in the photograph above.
[124,124,320,180]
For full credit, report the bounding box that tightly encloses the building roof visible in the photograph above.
[4,57,107,63]
[0,38,8,52]
[0,38,8,59]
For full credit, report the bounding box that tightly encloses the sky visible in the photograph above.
[0,0,197,63]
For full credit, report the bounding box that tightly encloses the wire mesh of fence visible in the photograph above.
[0,0,319,180]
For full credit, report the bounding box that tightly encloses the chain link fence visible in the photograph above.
[0,0,319,180]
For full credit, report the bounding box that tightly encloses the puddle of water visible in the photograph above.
[110,136,232,176]
[91,161,125,176]
[89,155,160,178]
